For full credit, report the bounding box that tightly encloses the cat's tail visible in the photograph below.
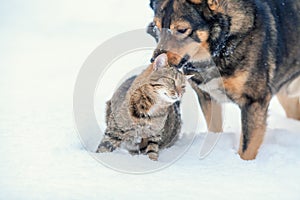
[96,135,121,153]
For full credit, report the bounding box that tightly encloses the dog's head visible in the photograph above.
[148,0,254,72]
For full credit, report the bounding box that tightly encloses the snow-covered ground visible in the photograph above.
[1,0,300,199]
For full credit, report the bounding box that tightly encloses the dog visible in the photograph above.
[147,0,300,160]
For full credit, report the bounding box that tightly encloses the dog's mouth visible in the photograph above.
[176,54,190,69]
[174,54,221,84]
[176,54,215,75]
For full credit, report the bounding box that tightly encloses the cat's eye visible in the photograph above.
[170,90,176,96]
[150,83,164,87]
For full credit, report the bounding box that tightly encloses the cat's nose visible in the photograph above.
[176,88,182,95]
[176,89,183,100]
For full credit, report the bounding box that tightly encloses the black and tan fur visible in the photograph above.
[148,0,300,160]
[96,54,188,160]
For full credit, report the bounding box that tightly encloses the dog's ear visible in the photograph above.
[187,0,202,4]
[150,0,156,9]
[207,0,225,12]
[147,22,159,42]
[187,0,225,13]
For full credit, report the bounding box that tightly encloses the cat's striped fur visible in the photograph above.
[96,54,188,160]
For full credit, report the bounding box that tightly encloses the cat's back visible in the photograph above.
[110,76,136,108]
[106,76,137,129]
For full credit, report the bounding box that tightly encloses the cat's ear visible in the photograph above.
[185,74,194,80]
[153,53,168,71]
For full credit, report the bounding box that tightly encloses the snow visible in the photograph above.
[1,0,300,199]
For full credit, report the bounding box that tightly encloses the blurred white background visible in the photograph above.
[1,1,300,200]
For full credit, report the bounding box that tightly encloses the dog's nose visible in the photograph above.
[150,49,167,63]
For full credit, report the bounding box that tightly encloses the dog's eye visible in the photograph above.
[177,28,188,34]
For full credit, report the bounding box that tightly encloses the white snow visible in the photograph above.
[1,0,300,200]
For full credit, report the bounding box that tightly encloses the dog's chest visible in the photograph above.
[198,78,230,103]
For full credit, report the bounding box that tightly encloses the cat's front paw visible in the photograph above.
[147,152,158,161]
[145,141,159,161]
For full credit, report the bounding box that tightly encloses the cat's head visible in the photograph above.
[149,53,192,103]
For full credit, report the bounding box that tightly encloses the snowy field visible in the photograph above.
[1,0,300,199]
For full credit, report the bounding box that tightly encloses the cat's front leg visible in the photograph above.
[96,135,121,153]
[145,140,159,161]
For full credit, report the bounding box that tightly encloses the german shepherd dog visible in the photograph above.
[147,0,300,160]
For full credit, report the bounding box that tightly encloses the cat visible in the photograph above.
[96,53,190,160]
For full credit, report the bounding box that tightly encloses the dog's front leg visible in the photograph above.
[238,96,271,160]
[189,80,223,132]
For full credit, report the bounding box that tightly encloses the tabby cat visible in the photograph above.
[96,53,190,160]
